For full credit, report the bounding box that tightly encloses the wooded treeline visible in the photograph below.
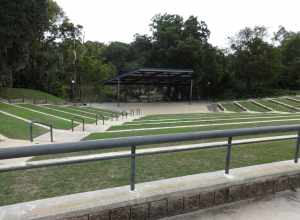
[1,0,300,101]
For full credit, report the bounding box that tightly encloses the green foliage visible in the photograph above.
[1,1,300,101]
[0,88,64,103]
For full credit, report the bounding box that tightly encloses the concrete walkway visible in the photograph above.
[163,190,300,220]
[0,115,140,165]
[91,101,217,115]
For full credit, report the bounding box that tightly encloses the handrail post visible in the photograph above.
[71,119,74,132]
[82,119,85,131]
[295,131,300,163]
[29,122,33,142]
[95,115,98,125]
[130,145,136,191]
[50,125,53,142]
[225,136,233,174]
[102,115,105,125]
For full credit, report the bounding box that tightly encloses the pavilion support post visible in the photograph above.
[117,79,120,107]
[189,79,193,105]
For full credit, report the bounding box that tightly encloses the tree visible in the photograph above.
[229,26,281,95]
[0,0,48,87]
[279,33,300,89]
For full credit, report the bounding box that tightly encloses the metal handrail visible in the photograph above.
[71,118,85,132]
[29,121,53,142]
[1,124,300,191]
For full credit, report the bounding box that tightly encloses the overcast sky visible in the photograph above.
[56,0,299,48]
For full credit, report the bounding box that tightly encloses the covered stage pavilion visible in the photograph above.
[104,68,194,105]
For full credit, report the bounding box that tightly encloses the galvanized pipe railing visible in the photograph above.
[2,124,300,191]
[29,121,53,142]
[71,118,85,132]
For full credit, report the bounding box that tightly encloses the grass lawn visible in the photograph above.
[18,104,82,125]
[238,101,269,112]
[0,139,296,206]
[71,107,111,120]
[221,103,244,112]
[140,112,244,120]
[0,112,46,139]
[43,105,96,124]
[257,99,296,112]
[1,111,300,206]
[82,107,116,116]
[0,88,64,104]
[109,114,300,131]
[0,103,72,129]
[86,119,300,140]
[278,98,300,108]
[133,112,279,123]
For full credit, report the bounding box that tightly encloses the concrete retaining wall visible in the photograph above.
[2,160,300,220]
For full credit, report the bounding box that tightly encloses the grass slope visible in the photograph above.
[0,139,296,205]
[0,112,46,139]
[109,115,300,131]
[43,105,96,124]
[257,99,295,112]
[86,119,300,140]
[0,88,64,103]
[0,103,72,129]
[278,98,300,108]
[221,103,244,112]
[238,101,269,112]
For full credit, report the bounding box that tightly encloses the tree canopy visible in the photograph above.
[1,1,300,101]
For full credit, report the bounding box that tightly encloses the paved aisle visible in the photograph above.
[163,190,300,220]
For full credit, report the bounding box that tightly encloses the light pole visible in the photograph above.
[71,79,75,101]
[207,81,211,100]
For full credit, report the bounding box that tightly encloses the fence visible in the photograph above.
[29,121,53,142]
[1,124,300,191]
[71,118,85,132]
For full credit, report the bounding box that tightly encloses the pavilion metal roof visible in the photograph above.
[104,68,194,86]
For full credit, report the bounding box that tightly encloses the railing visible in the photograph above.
[96,114,105,125]
[1,124,300,191]
[29,121,53,142]
[71,118,85,132]
[130,109,142,117]
[121,111,128,119]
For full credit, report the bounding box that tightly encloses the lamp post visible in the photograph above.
[207,81,211,100]
[71,79,75,101]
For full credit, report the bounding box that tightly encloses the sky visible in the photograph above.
[55,0,300,48]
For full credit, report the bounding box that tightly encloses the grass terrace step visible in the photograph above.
[221,103,244,112]
[238,101,269,112]
[76,107,116,118]
[0,102,72,129]
[280,98,300,108]
[41,105,96,124]
[0,137,296,206]
[109,114,300,131]
[86,119,300,140]
[0,112,46,139]
[256,99,295,112]
[18,104,81,124]
[133,112,283,123]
